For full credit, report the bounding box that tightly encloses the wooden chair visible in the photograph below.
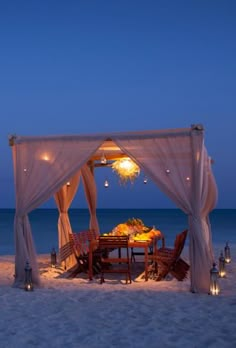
[66,230,100,277]
[149,229,189,281]
[71,230,98,257]
[97,235,132,284]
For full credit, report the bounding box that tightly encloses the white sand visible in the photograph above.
[0,245,235,348]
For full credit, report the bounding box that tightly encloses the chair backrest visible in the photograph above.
[98,235,129,249]
[173,229,188,259]
[59,240,74,263]
[70,230,97,256]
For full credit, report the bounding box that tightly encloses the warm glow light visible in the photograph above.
[225,256,231,264]
[196,151,200,161]
[112,158,140,184]
[210,285,220,296]
[100,153,107,165]
[41,153,50,161]
[219,270,226,278]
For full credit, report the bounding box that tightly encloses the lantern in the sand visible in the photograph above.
[24,260,33,291]
[209,263,220,295]
[224,242,231,264]
[50,247,57,268]
[218,251,226,278]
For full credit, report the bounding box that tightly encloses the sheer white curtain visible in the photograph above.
[54,164,100,270]
[113,128,218,293]
[54,172,81,269]
[12,136,105,287]
[81,164,100,234]
[188,145,218,292]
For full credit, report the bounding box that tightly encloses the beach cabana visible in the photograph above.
[9,125,218,293]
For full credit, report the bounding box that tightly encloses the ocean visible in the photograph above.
[0,209,235,255]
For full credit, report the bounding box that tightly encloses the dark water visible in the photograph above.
[0,209,235,255]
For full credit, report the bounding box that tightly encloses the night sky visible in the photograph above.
[0,0,235,209]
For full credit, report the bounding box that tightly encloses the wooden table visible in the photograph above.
[88,234,164,282]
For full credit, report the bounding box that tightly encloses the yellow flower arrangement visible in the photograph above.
[111,218,155,237]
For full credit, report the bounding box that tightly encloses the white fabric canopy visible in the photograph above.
[10,126,218,293]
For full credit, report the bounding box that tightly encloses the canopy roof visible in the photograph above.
[10,125,218,293]
[11,126,194,161]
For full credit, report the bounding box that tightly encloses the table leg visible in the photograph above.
[144,245,148,281]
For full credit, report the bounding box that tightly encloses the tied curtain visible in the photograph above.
[113,128,218,293]
[81,164,100,234]
[54,172,80,269]
[54,164,99,270]
[12,136,105,287]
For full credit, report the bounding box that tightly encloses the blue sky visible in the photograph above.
[0,0,235,209]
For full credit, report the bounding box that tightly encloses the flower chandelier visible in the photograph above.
[111,158,140,184]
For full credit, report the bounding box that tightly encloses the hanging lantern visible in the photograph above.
[224,242,231,264]
[112,158,140,184]
[104,179,109,188]
[24,260,33,291]
[209,263,220,295]
[100,153,107,165]
[50,247,57,267]
[143,176,148,184]
[218,251,226,278]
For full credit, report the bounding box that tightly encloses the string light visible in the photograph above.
[104,179,109,188]
[100,153,107,165]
